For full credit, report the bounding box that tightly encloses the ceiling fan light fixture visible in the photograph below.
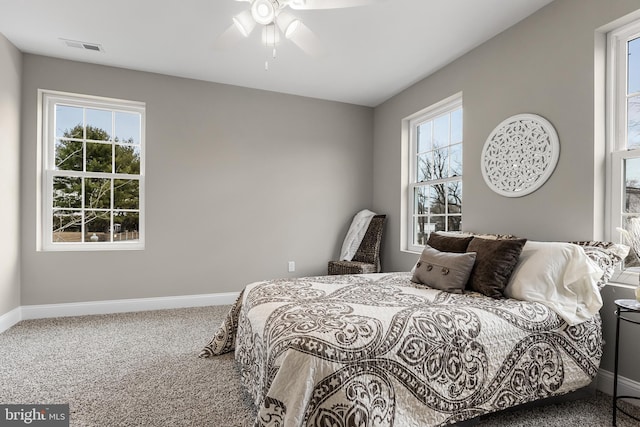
[276,11,301,38]
[251,0,277,25]
[285,19,300,38]
[232,10,256,37]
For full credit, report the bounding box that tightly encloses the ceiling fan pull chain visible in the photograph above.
[265,40,276,71]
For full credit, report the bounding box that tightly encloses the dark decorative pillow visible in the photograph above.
[467,232,521,240]
[411,245,477,293]
[466,237,527,298]
[427,232,474,253]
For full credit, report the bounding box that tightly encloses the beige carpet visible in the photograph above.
[0,305,638,426]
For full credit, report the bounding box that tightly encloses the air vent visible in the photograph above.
[82,43,102,51]
[60,38,104,53]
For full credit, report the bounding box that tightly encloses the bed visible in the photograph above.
[200,234,627,426]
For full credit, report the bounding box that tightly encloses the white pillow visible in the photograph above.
[504,241,604,326]
[339,209,376,261]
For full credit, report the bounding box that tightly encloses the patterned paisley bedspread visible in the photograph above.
[200,272,602,427]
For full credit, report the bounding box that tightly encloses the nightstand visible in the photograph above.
[613,299,640,426]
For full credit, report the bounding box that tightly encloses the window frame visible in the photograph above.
[402,93,463,253]
[606,20,640,281]
[38,90,146,252]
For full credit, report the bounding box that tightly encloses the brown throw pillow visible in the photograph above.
[411,245,477,293]
[427,232,474,253]
[466,237,527,298]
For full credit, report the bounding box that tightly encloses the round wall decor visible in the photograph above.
[481,113,559,197]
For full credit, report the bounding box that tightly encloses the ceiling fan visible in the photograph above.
[218,0,382,69]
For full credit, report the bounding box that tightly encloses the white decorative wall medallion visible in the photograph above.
[481,113,559,197]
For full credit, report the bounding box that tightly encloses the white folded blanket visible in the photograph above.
[339,209,376,261]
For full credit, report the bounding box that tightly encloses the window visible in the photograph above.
[39,90,145,251]
[608,21,640,267]
[404,94,463,253]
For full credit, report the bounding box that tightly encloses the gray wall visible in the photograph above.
[372,0,640,382]
[20,55,373,305]
[0,34,22,317]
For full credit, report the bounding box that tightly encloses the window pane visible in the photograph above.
[622,216,640,266]
[450,143,462,177]
[432,148,448,179]
[53,176,81,208]
[447,181,462,214]
[433,114,449,149]
[86,109,112,141]
[114,212,140,242]
[431,215,446,232]
[86,142,112,173]
[429,184,446,214]
[52,210,81,242]
[414,186,428,215]
[114,111,141,144]
[55,105,83,138]
[451,108,462,144]
[114,179,139,209]
[417,153,431,182]
[413,216,430,246]
[85,211,111,242]
[629,37,640,95]
[55,139,83,171]
[625,157,640,213]
[115,145,141,175]
[85,178,111,209]
[629,96,640,150]
[417,122,432,153]
[448,215,462,232]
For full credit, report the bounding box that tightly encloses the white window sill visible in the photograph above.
[401,248,422,256]
[41,242,144,252]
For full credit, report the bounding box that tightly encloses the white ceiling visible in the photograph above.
[0,0,554,107]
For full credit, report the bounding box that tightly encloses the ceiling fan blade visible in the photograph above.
[212,24,248,50]
[289,22,325,57]
[289,0,382,10]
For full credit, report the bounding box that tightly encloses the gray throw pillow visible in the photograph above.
[411,245,477,293]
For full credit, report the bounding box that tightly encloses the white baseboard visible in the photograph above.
[0,291,239,334]
[597,368,640,405]
[0,307,22,335]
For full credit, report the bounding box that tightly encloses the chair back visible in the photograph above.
[352,215,386,271]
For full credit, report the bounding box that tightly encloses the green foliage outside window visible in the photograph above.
[53,124,140,242]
